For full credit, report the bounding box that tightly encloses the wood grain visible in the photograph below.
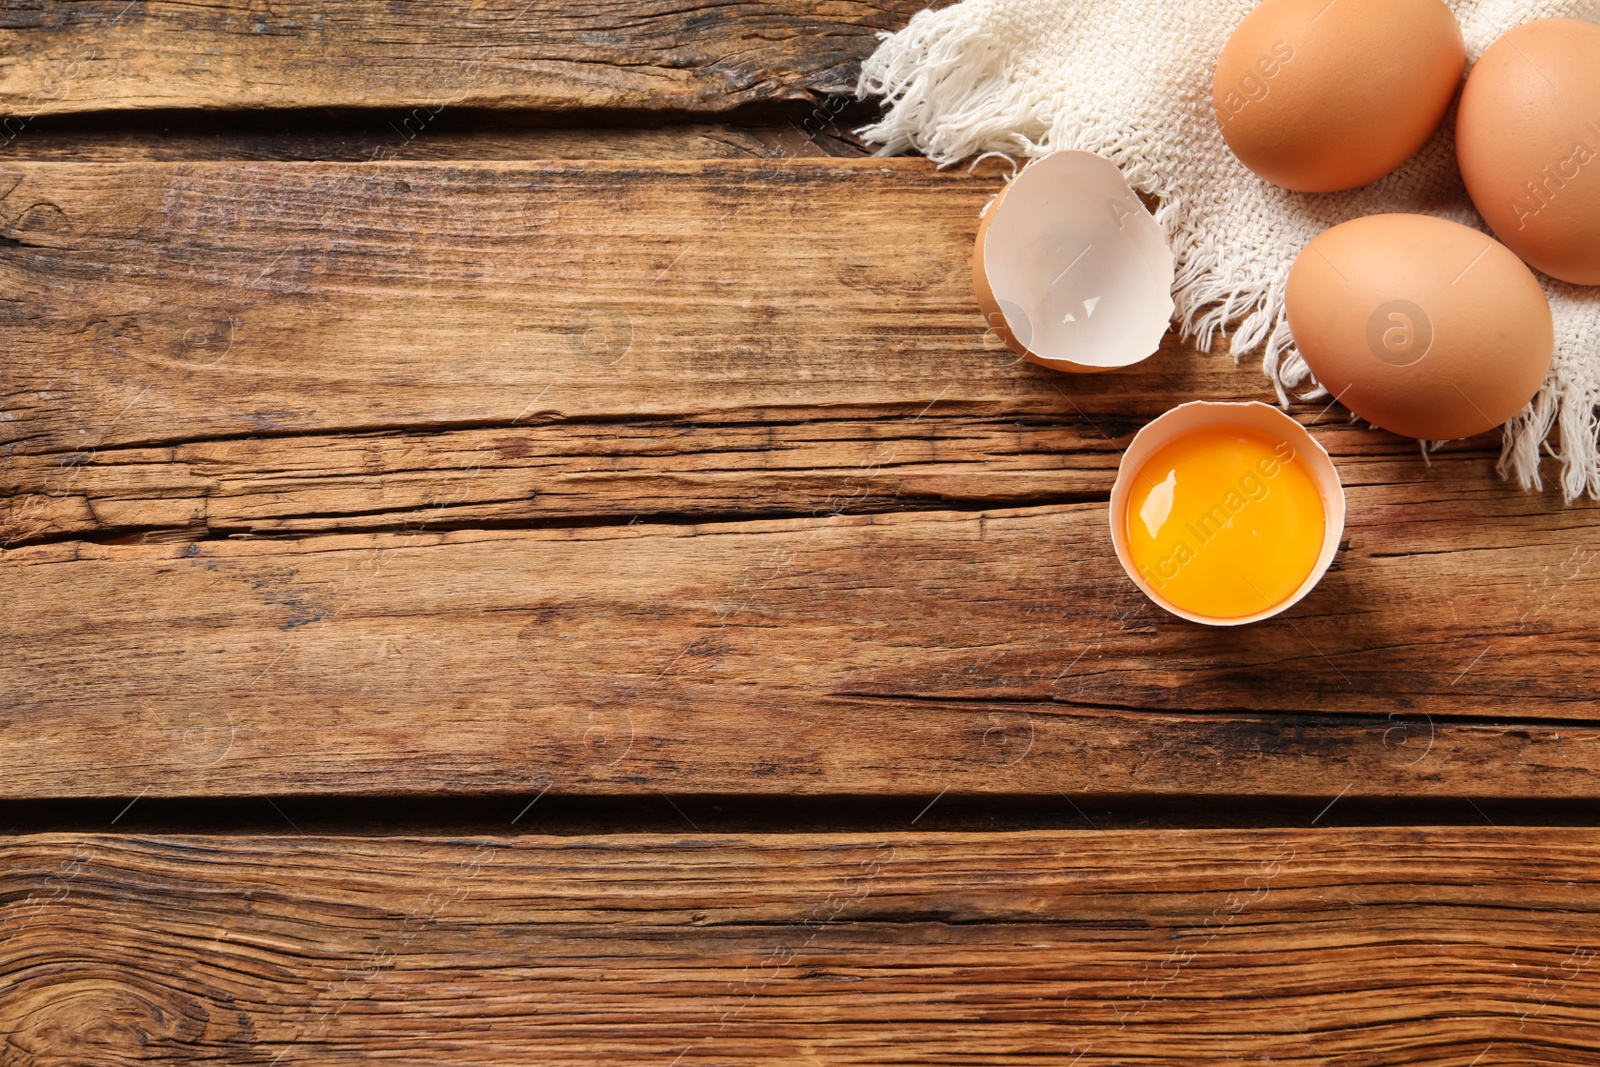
[0,411,1576,541]
[0,412,1114,542]
[2,158,1598,799]
[2,496,1597,799]
[0,0,915,117]
[5,829,1600,1065]
[5,7,1594,1064]
[0,159,1046,454]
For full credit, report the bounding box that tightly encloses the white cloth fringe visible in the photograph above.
[857,0,1600,501]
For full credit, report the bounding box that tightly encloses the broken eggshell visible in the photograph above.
[974,151,1176,373]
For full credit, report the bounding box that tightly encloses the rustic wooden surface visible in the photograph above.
[2,159,1596,801]
[6,829,1600,1065]
[0,0,925,115]
[3,2,1598,1064]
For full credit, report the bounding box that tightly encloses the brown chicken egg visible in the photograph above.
[1214,0,1465,192]
[1286,214,1553,440]
[1456,18,1600,286]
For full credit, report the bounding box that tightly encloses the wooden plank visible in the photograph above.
[0,0,915,117]
[0,159,1041,455]
[4,829,1600,1064]
[0,413,1573,542]
[2,495,1597,799]
[0,411,1109,543]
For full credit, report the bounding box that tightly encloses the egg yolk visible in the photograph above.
[1124,427,1326,620]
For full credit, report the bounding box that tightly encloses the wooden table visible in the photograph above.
[3,3,1599,1064]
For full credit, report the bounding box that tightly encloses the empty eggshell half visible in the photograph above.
[975,152,1176,373]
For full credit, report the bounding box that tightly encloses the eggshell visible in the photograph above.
[1286,214,1553,440]
[1109,401,1346,627]
[1456,18,1600,286]
[974,152,1175,373]
[1213,0,1465,192]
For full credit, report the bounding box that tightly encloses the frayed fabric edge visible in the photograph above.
[854,5,1600,503]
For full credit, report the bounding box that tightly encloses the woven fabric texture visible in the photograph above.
[857,0,1600,499]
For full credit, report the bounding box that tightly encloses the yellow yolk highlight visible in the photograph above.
[1124,427,1327,620]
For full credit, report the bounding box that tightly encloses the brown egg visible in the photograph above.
[1213,0,1465,192]
[1286,214,1553,440]
[1457,18,1600,286]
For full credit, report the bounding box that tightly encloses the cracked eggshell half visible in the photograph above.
[974,151,1176,373]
